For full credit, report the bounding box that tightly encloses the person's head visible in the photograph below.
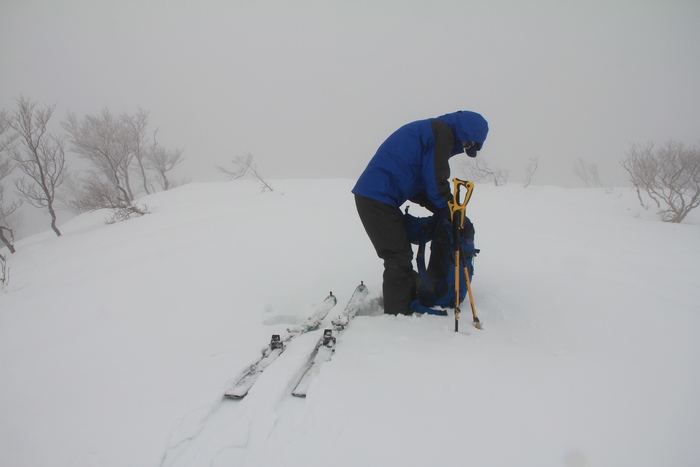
[435,111,489,158]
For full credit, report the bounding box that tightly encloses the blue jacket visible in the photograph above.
[352,111,489,211]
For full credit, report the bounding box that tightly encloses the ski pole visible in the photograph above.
[462,258,481,330]
[452,207,462,332]
[448,179,480,331]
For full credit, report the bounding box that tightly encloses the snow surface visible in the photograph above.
[1,179,699,467]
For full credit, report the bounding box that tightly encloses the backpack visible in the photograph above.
[403,210,478,315]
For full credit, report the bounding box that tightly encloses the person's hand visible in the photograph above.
[436,206,450,220]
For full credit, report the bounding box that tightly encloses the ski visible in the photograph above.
[292,281,369,398]
[224,292,337,399]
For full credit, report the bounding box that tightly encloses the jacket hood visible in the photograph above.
[435,111,489,157]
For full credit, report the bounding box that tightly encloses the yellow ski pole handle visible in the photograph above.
[448,179,474,228]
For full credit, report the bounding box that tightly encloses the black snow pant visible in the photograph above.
[354,194,415,315]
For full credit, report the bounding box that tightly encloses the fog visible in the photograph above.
[2,0,700,235]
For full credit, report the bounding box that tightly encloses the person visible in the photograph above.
[352,110,489,315]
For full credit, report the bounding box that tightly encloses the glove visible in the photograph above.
[436,206,450,220]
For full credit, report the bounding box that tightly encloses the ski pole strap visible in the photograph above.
[448,179,474,229]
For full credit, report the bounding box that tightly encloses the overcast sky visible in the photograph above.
[2,0,699,190]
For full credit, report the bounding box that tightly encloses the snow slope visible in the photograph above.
[1,179,699,467]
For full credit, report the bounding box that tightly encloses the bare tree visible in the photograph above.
[5,97,66,237]
[573,157,605,187]
[0,110,20,253]
[523,157,539,188]
[0,251,8,286]
[0,150,9,276]
[621,140,700,223]
[217,153,252,180]
[121,109,151,195]
[0,109,12,152]
[459,157,509,186]
[217,153,273,192]
[147,129,184,191]
[63,108,136,209]
[0,135,9,274]
[63,171,120,213]
[0,167,20,253]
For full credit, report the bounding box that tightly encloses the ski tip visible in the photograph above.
[224,393,245,400]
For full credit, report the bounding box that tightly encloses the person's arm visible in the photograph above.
[430,119,454,207]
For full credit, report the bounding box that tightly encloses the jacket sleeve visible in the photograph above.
[430,120,454,208]
[408,192,439,212]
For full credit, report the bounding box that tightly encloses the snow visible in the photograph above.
[1,179,699,467]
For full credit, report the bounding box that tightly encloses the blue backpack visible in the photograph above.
[404,211,478,315]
